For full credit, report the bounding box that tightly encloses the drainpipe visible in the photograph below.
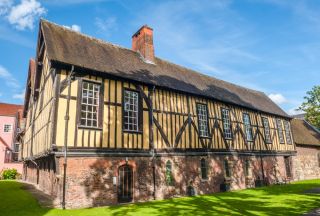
[62,66,74,210]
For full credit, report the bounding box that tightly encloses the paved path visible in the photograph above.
[20,181,58,208]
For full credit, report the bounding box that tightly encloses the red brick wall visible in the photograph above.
[23,154,292,209]
[56,154,287,208]
[293,145,320,180]
[23,156,61,206]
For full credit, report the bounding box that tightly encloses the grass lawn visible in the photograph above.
[0,180,319,216]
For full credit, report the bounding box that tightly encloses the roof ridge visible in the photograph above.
[41,19,266,96]
[41,19,138,54]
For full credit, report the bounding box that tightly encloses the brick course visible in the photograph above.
[23,154,293,209]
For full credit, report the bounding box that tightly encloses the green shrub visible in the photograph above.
[1,169,18,180]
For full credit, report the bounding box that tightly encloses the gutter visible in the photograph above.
[62,65,74,210]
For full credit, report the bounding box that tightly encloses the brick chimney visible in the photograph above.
[132,25,154,63]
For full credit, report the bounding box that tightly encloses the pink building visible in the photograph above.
[0,103,24,174]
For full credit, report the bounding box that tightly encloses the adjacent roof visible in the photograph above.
[0,103,23,117]
[291,113,305,120]
[40,19,289,117]
[291,119,320,146]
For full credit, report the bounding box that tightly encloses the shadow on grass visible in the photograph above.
[0,180,52,216]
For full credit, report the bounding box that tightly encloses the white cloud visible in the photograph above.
[63,24,81,32]
[13,90,25,100]
[268,93,288,105]
[7,0,46,30]
[95,17,117,34]
[287,107,304,116]
[0,65,20,88]
[0,0,13,15]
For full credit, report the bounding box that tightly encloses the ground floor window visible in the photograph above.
[166,160,174,185]
[224,160,231,178]
[284,156,292,178]
[200,158,208,180]
[244,159,251,177]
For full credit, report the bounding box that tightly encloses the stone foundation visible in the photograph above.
[24,153,292,209]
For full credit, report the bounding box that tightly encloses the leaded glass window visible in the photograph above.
[224,160,231,178]
[197,103,209,137]
[165,160,174,185]
[284,120,292,144]
[262,117,272,143]
[123,90,140,132]
[243,113,253,141]
[200,158,208,179]
[80,81,100,127]
[276,119,285,144]
[221,108,232,139]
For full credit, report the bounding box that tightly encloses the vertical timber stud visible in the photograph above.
[62,66,74,209]
[149,86,156,200]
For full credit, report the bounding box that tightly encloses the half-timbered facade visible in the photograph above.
[22,20,297,208]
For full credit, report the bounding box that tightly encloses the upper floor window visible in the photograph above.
[243,113,253,141]
[283,120,292,144]
[200,158,208,180]
[165,160,174,185]
[224,159,231,178]
[3,124,12,133]
[123,89,141,132]
[262,117,272,143]
[196,103,209,137]
[14,143,20,153]
[221,108,232,139]
[80,81,100,128]
[276,119,285,144]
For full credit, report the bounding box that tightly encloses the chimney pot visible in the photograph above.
[132,25,154,63]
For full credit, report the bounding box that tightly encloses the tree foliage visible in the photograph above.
[299,85,320,129]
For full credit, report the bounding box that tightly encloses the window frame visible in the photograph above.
[165,160,174,186]
[283,120,292,145]
[224,159,231,178]
[261,117,272,144]
[122,88,143,133]
[276,119,285,144]
[242,113,253,142]
[221,108,233,140]
[200,158,208,180]
[3,124,13,133]
[77,79,103,130]
[196,103,210,138]
[284,156,292,178]
[244,159,251,177]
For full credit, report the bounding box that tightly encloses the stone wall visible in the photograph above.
[23,156,61,206]
[55,154,288,209]
[293,145,320,181]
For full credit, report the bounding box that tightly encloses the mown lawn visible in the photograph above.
[0,180,319,216]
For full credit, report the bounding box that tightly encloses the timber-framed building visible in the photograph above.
[22,19,305,208]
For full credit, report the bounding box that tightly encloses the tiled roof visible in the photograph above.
[40,19,289,117]
[291,119,320,146]
[0,103,23,117]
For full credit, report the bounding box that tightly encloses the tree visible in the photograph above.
[299,85,320,129]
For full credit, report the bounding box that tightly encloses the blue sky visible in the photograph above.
[0,0,319,115]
